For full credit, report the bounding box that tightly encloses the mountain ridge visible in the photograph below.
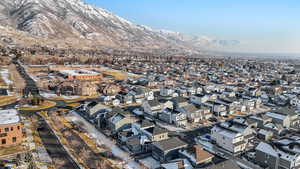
[0,0,239,54]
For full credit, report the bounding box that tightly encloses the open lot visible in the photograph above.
[0,96,17,106]
[0,145,25,156]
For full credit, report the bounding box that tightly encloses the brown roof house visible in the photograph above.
[179,145,214,167]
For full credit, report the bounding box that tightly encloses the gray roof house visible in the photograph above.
[255,142,300,169]
[265,108,300,129]
[152,137,188,162]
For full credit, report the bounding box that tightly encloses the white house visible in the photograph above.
[160,88,174,97]
[211,125,246,154]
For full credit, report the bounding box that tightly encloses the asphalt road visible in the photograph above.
[180,126,212,144]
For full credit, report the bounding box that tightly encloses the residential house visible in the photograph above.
[190,94,209,105]
[248,87,261,97]
[176,104,203,123]
[255,142,300,169]
[144,88,154,100]
[159,108,187,127]
[125,136,144,154]
[160,87,174,97]
[242,96,256,112]
[159,99,174,110]
[175,87,188,97]
[257,129,273,141]
[129,88,146,104]
[254,97,262,108]
[201,160,241,169]
[160,159,193,169]
[152,137,188,162]
[133,120,169,142]
[179,145,214,167]
[172,97,189,109]
[107,108,136,133]
[249,113,273,129]
[265,108,300,129]
[199,105,213,120]
[211,124,246,154]
[215,99,237,114]
[142,99,163,117]
[203,101,227,117]
[100,95,115,105]
[83,102,108,118]
[116,92,133,105]
[228,117,258,142]
[263,122,286,136]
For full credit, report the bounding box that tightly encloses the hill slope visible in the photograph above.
[0,0,238,53]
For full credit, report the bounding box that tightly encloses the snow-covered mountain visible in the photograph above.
[0,0,239,52]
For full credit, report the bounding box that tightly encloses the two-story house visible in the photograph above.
[211,124,246,154]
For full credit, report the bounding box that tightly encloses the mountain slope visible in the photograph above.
[0,0,239,53]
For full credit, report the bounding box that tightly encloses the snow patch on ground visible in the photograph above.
[61,95,80,99]
[66,111,143,169]
[139,157,160,169]
[40,92,57,98]
[0,69,13,85]
[40,92,81,99]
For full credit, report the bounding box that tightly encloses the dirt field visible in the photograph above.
[47,112,118,169]
[0,96,17,106]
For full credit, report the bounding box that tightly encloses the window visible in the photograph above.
[4,128,9,132]
[1,139,6,145]
[11,127,13,131]
[0,133,7,137]
[12,137,17,143]
[17,126,20,130]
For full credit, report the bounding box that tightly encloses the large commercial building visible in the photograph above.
[0,109,23,147]
[58,69,102,80]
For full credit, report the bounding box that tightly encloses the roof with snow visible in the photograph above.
[0,109,20,125]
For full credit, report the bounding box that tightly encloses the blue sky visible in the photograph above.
[85,0,300,54]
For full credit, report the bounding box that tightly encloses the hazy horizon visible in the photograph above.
[85,0,300,55]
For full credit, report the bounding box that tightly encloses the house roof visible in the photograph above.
[88,103,108,116]
[145,126,168,136]
[182,145,214,164]
[271,108,297,116]
[148,99,160,107]
[202,160,241,169]
[140,120,155,129]
[152,137,187,152]
[183,104,199,113]
[133,88,145,95]
[111,106,126,114]
[0,109,20,125]
[110,113,125,124]
[107,106,129,118]
[127,136,140,146]
[172,97,188,104]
